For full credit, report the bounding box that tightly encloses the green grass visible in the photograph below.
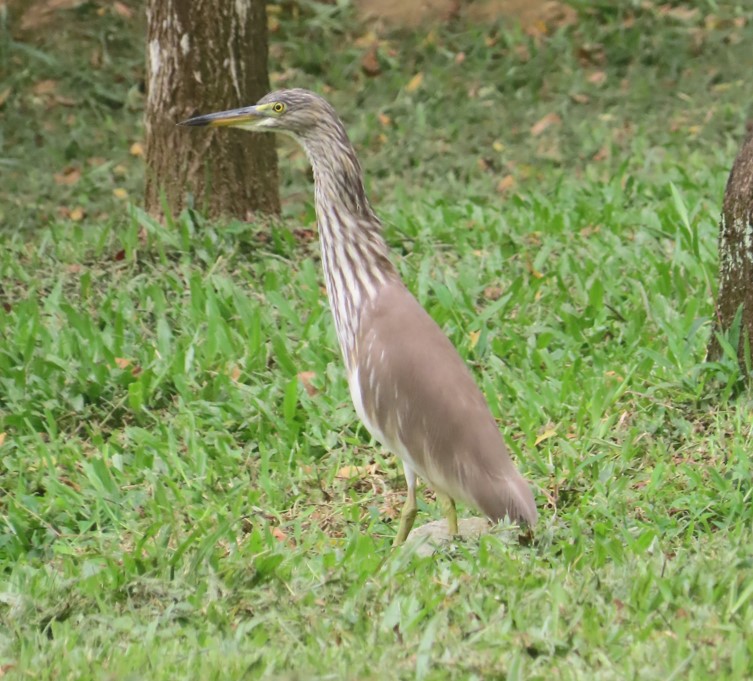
[2,1,753,678]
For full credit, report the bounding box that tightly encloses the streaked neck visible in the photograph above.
[299,127,397,366]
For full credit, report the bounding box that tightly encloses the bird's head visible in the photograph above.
[178,88,336,139]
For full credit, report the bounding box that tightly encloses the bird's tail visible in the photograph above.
[476,470,538,527]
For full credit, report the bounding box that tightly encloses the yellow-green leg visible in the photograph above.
[437,492,458,536]
[394,465,418,546]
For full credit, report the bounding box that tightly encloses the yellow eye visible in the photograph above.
[273,102,285,114]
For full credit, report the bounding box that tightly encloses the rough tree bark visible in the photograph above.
[708,121,753,370]
[144,0,280,219]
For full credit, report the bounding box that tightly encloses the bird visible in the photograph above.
[179,88,537,545]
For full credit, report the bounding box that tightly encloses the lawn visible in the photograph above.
[2,1,753,679]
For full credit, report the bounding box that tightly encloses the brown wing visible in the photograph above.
[356,281,537,526]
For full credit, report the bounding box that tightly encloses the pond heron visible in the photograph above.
[180,89,537,545]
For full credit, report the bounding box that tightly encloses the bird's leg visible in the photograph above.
[393,464,418,546]
[437,492,458,536]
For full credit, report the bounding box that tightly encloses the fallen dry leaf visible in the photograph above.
[0,432,6,447]
[54,166,81,186]
[496,175,516,193]
[298,371,318,396]
[112,1,133,18]
[377,113,391,127]
[525,257,545,279]
[20,0,86,31]
[272,527,287,541]
[587,71,607,86]
[129,142,144,157]
[0,88,11,108]
[576,43,606,66]
[662,5,699,22]
[454,51,466,65]
[54,95,76,107]
[113,188,129,200]
[534,428,557,446]
[336,465,368,479]
[69,207,85,221]
[530,112,561,137]
[32,79,58,95]
[469,330,481,349]
[353,30,379,48]
[405,72,424,93]
[114,357,131,369]
[483,286,503,301]
[570,92,590,104]
[229,365,242,382]
[361,46,381,77]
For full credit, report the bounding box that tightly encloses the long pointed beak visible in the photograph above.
[178,105,263,128]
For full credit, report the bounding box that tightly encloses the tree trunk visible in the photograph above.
[708,121,753,370]
[144,0,280,219]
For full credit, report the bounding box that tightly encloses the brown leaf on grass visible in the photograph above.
[20,0,86,31]
[293,228,316,242]
[336,465,366,479]
[377,113,391,127]
[587,71,607,86]
[0,88,11,108]
[129,142,144,157]
[570,92,590,104]
[361,46,381,77]
[336,463,379,480]
[525,257,544,279]
[112,1,133,19]
[496,174,516,193]
[113,188,129,200]
[54,166,81,185]
[530,112,561,137]
[405,72,424,93]
[66,263,82,274]
[272,527,287,542]
[53,95,77,107]
[0,432,6,447]
[114,357,131,369]
[298,371,318,396]
[661,5,699,22]
[90,46,102,69]
[229,365,242,382]
[483,286,503,301]
[454,51,465,65]
[353,30,379,48]
[69,207,85,221]
[32,79,58,95]
[592,145,610,162]
[576,43,606,66]
[534,427,557,446]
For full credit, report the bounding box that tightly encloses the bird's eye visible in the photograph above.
[273,102,285,114]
